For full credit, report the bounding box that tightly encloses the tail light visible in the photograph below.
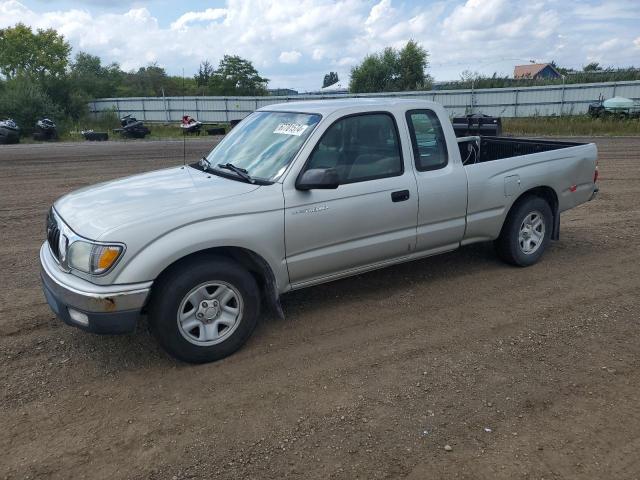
[594,166,599,183]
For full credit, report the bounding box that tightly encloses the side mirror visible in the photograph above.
[296,168,340,190]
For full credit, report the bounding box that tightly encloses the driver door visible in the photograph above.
[283,112,418,287]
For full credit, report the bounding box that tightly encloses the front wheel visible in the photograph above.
[148,255,260,363]
[494,196,553,267]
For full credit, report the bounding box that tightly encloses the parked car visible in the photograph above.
[40,99,599,363]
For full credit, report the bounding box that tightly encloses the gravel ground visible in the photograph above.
[0,137,639,479]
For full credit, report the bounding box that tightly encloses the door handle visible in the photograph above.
[391,190,410,202]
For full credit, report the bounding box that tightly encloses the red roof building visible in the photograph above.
[513,63,561,79]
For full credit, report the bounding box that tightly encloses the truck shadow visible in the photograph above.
[279,242,502,316]
[69,243,503,370]
[67,237,598,370]
[279,228,605,319]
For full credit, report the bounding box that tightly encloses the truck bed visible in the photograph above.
[461,134,597,245]
[459,136,585,164]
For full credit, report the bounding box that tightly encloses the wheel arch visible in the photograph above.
[502,186,560,240]
[148,246,284,318]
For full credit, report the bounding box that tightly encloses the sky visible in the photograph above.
[1,0,639,92]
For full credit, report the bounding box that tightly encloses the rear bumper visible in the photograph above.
[39,243,151,334]
[589,185,599,201]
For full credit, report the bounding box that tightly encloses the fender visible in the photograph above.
[112,210,290,294]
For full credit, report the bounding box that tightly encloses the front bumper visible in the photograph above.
[39,243,152,334]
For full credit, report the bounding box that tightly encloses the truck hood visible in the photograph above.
[55,166,260,240]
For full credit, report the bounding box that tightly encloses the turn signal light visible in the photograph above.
[97,246,120,270]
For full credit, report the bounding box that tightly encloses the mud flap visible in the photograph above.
[552,206,560,241]
[246,252,285,320]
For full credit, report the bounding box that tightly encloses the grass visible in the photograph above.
[503,115,640,137]
[59,120,226,142]
[58,124,194,142]
[47,110,227,142]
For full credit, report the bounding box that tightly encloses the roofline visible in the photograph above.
[256,98,440,116]
[514,63,561,78]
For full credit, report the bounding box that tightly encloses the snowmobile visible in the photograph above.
[0,119,20,144]
[33,117,58,141]
[181,115,203,135]
[114,114,151,139]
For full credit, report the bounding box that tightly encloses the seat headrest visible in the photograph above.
[357,120,387,147]
[322,126,342,148]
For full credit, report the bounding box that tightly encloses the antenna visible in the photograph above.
[182,67,186,166]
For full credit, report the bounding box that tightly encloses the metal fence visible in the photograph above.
[89,80,640,123]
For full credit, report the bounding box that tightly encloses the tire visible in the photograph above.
[148,255,260,363]
[494,195,553,267]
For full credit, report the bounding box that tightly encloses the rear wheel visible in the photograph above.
[148,255,260,363]
[494,195,552,267]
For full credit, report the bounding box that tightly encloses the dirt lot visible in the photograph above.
[1,137,639,479]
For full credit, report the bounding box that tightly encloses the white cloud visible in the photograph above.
[279,50,302,64]
[596,38,623,52]
[170,8,227,30]
[337,56,358,66]
[0,0,638,90]
[312,48,326,60]
[366,0,394,26]
[573,0,640,21]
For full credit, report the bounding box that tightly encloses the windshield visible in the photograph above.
[203,111,321,182]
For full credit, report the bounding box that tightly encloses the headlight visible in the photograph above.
[67,241,123,275]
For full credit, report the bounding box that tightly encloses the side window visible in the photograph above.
[406,110,448,171]
[306,113,403,184]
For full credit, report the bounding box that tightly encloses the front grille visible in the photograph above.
[46,209,61,260]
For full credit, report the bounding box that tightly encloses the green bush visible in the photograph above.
[0,78,62,133]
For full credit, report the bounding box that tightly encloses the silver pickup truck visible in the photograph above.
[40,99,598,363]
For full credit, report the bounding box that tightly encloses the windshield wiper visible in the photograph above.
[217,162,255,184]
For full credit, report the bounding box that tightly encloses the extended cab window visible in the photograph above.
[406,110,448,171]
[306,113,402,184]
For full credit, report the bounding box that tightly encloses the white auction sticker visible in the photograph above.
[273,123,309,136]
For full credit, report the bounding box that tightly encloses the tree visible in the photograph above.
[208,55,269,95]
[122,63,170,96]
[0,77,62,131]
[322,71,339,88]
[195,60,214,87]
[69,52,123,99]
[349,40,431,93]
[583,62,603,72]
[550,60,570,76]
[397,40,431,90]
[0,23,70,79]
[349,47,397,93]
